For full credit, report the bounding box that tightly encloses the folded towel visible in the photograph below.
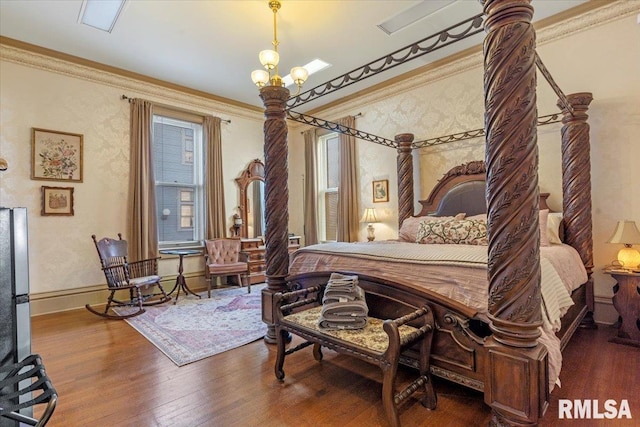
[323,285,364,304]
[328,272,359,283]
[321,300,368,318]
[318,315,367,330]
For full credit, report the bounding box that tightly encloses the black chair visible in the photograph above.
[87,233,170,319]
[0,354,57,426]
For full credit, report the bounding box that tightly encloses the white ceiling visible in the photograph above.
[0,0,588,112]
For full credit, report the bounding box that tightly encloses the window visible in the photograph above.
[153,115,204,247]
[317,133,339,242]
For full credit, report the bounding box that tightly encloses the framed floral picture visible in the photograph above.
[41,186,74,216]
[372,179,389,203]
[31,128,83,182]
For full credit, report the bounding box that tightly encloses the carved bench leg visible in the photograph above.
[421,316,437,409]
[313,343,323,361]
[275,327,287,381]
[381,360,400,427]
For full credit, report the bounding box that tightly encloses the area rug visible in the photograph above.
[117,284,267,366]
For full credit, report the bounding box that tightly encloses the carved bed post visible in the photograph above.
[558,92,596,328]
[483,1,547,425]
[259,85,291,344]
[396,133,415,227]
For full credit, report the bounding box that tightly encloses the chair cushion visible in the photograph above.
[208,262,247,275]
[129,275,161,286]
[114,275,161,288]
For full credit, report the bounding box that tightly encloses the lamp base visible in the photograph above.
[618,246,640,270]
[366,224,375,242]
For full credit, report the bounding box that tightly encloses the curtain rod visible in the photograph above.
[121,95,231,123]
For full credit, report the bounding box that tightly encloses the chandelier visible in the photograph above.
[251,0,308,93]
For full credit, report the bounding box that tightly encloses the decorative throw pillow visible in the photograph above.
[416,218,488,245]
[466,213,487,222]
[398,213,465,242]
[465,210,562,246]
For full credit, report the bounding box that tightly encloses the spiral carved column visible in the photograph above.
[259,85,291,344]
[558,93,593,275]
[396,133,415,228]
[558,92,596,326]
[483,1,547,425]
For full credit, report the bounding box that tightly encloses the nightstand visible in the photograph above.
[605,269,640,347]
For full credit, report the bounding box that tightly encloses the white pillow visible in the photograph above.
[547,212,563,244]
[539,209,550,247]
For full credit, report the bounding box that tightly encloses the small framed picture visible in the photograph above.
[32,128,83,182]
[41,186,74,216]
[372,179,389,203]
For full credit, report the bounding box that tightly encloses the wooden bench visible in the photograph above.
[274,275,437,427]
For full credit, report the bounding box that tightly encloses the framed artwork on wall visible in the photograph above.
[31,128,83,182]
[41,186,74,216]
[372,179,389,203]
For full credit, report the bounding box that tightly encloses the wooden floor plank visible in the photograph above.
[29,309,638,426]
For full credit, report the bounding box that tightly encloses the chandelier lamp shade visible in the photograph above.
[251,0,308,92]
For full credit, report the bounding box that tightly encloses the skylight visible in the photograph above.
[377,0,456,35]
[78,0,127,33]
[282,59,331,88]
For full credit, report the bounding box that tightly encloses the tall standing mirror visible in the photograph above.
[236,159,266,239]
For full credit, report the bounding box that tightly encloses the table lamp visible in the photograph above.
[360,208,379,242]
[607,220,640,269]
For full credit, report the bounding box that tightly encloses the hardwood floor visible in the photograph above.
[30,309,638,427]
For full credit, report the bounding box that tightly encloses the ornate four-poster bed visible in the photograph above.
[256,1,594,426]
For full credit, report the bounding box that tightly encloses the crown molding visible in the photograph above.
[0,38,263,122]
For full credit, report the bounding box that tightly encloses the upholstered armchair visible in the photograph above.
[204,239,250,297]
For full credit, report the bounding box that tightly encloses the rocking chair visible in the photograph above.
[87,233,170,319]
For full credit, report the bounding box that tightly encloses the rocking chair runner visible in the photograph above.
[87,233,170,319]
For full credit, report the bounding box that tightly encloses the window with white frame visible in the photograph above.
[317,133,339,242]
[153,115,204,247]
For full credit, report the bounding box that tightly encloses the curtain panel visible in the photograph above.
[127,98,158,261]
[204,116,227,239]
[337,116,360,243]
[303,128,319,245]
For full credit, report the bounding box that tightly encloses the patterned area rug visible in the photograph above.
[117,284,267,366]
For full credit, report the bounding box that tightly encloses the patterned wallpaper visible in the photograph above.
[0,55,265,296]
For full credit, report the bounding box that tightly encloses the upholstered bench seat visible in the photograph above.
[284,305,420,353]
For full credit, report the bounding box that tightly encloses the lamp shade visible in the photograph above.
[251,69,270,87]
[290,66,309,86]
[360,208,378,224]
[259,49,279,70]
[607,220,640,245]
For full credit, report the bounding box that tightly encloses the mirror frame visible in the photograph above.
[235,159,265,239]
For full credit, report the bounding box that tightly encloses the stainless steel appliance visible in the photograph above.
[0,207,32,425]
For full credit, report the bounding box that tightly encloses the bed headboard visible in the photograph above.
[416,161,550,217]
[417,161,486,217]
